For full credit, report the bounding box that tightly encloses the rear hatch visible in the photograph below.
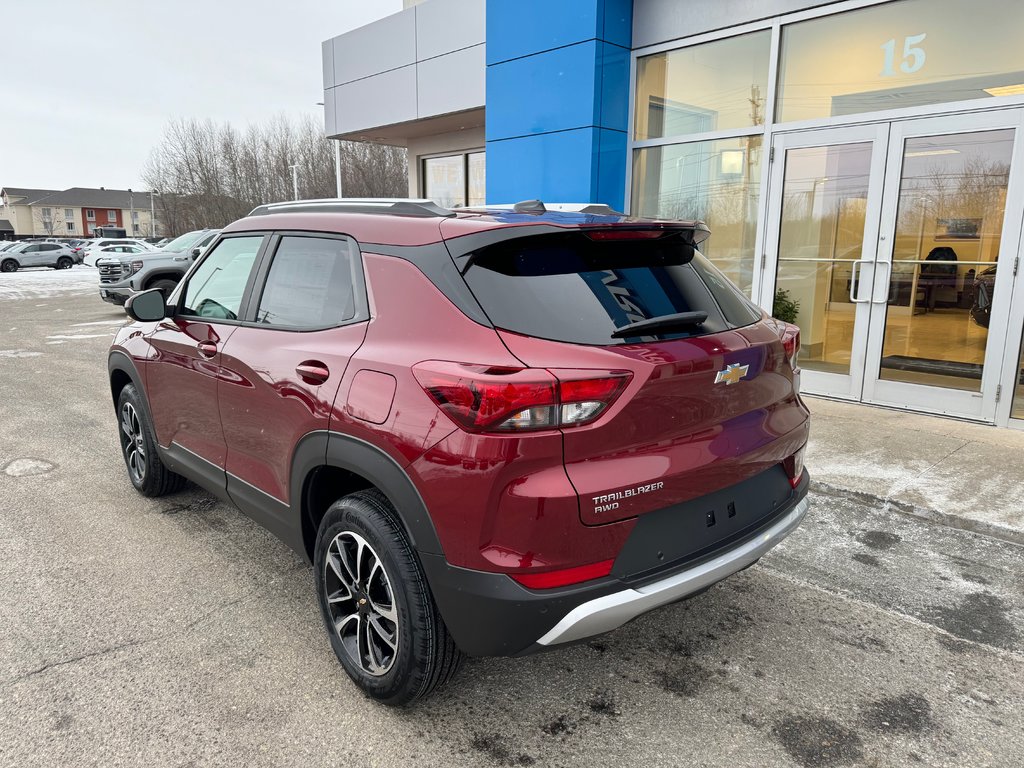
[453,225,808,526]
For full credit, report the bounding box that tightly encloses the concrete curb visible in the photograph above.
[809,480,1024,548]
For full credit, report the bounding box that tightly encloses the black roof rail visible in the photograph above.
[247,198,456,218]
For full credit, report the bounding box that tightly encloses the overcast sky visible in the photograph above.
[1,0,402,192]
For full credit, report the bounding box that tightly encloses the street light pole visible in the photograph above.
[334,141,343,198]
[129,188,135,236]
[288,164,299,201]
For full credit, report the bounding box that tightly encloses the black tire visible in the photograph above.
[314,490,463,706]
[116,383,186,497]
[149,278,178,300]
[1,259,17,273]
[56,257,73,270]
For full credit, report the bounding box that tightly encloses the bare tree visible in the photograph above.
[141,115,407,235]
[33,205,66,237]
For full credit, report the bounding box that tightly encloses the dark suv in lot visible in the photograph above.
[108,199,809,705]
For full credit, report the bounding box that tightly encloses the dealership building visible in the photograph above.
[323,0,1024,428]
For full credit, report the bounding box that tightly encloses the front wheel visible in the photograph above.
[1,259,17,273]
[314,490,463,706]
[56,257,73,270]
[116,384,186,497]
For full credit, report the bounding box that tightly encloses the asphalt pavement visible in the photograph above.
[1,269,1021,767]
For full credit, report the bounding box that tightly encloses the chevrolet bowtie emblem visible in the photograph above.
[715,363,749,385]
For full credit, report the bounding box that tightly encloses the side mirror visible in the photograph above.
[191,246,202,259]
[125,288,167,322]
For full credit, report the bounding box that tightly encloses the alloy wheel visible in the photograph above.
[324,530,399,676]
[120,402,146,483]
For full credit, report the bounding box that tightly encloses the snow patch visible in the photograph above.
[4,458,56,477]
[46,333,113,340]
[0,349,42,358]
[72,319,126,327]
[0,267,99,300]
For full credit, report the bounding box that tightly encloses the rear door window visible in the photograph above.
[462,231,762,345]
[253,236,362,329]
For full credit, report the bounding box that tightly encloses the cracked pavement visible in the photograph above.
[1,274,1022,767]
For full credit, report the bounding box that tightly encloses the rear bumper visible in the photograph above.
[536,494,808,646]
[423,471,809,657]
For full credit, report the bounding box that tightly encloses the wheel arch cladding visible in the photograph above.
[292,431,445,563]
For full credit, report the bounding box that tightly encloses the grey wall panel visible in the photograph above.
[415,0,485,61]
[417,44,485,118]
[333,66,418,135]
[330,8,417,87]
[323,86,338,135]
[322,39,335,89]
[632,0,842,49]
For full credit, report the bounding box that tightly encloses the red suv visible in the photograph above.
[108,199,809,705]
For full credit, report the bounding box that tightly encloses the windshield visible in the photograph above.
[161,230,208,252]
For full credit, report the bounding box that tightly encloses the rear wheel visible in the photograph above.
[56,257,73,270]
[1,259,17,273]
[149,279,178,300]
[116,384,186,497]
[314,490,463,706]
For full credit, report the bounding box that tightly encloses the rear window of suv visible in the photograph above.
[462,230,762,345]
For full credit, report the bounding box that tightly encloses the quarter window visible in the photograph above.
[181,236,262,321]
[255,236,360,329]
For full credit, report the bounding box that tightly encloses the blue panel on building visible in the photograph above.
[486,1,601,65]
[485,0,633,208]
[487,128,597,205]
[486,41,600,141]
[595,128,628,211]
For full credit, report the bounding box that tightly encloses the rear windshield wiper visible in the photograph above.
[610,311,708,339]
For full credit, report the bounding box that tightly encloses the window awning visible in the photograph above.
[0,220,14,232]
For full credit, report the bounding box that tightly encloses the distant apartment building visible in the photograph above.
[0,186,161,239]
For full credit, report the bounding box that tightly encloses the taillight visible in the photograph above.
[784,445,806,488]
[510,559,615,589]
[780,322,800,368]
[412,361,631,433]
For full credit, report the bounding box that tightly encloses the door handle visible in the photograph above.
[849,261,873,303]
[197,341,218,358]
[296,360,330,385]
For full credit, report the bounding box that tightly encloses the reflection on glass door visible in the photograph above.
[774,143,873,376]
[875,129,1015,392]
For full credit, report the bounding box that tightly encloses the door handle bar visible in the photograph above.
[850,260,873,303]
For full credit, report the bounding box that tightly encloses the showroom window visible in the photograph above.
[632,31,770,295]
[634,30,771,140]
[632,137,762,295]
[776,0,1024,123]
[423,151,485,208]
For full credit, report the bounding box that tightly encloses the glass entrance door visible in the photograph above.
[763,110,1024,422]
[862,112,1024,420]
[762,124,890,400]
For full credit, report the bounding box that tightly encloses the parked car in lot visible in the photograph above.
[108,199,809,705]
[0,241,80,271]
[97,228,220,305]
[82,238,157,267]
